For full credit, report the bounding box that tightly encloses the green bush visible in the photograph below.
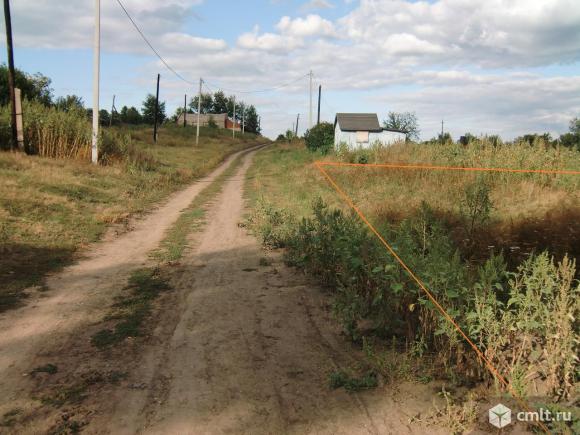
[304,122,334,153]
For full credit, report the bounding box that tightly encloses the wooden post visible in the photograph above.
[183,94,187,128]
[14,87,23,151]
[153,73,160,142]
[109,94,115,127]
[295,113,299,137]
[4,0,17,150]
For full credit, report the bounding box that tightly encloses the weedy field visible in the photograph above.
[246,139,580,433]
[0,107,260,311]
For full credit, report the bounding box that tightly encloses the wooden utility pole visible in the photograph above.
[109,95,115,127]
[91,0,100,163]
[441,120,444,145]
[153,73,160,142]
[3,0,17,150]
[295,113,300,137]
[196,78,202,145]
[242,106,245,134]
[317,85,321,125]
[183,94,187,128]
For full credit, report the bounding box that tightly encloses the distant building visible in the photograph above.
[334,113,406,149]
[177,113,232,129]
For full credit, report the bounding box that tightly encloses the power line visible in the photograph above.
[115,0,195,85]
[204,73,309,94]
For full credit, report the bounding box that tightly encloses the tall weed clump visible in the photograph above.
[0,101,154,169]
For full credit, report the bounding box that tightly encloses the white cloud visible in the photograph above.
[301,0,335,10]
[277,15,337,38]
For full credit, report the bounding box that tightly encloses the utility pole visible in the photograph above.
[232,97,236,139]
[258,116,261,134]
[196,77,202,145]
[153,73,160,143]
[308,70,313,130]
[317,85,321,125]
[242,106,245,134]
[109,95,115,127]
[295,113,300,137]
[3,0,17,150]
[91,0,100,163]
[183,94,187,128]
[441,120,444,145]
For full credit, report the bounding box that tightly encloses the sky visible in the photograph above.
[1,0,580,140]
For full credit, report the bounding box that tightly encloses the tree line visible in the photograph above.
[0,65,261,134]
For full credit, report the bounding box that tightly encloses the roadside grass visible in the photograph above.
[0,125,261,311]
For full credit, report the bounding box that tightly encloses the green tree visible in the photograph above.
[304,122,334,153]
[558,117,580,149]
[244,105,260,134]
[141,94,166,125]
[0,64,53,106]
[54,95,84,112]
[383,111,420,141]
[119,105,143,124]
[189,93,213,114]
[99,109,110,126]
[212,90,228,114]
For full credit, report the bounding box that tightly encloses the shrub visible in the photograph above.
[304,122,334,153]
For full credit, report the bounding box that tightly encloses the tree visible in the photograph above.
[244,105,260,134]
[276,134,285,141]
[141,94,166,125]
[54,95,84,112]
[119,105,143,124]
[226,96,237,119]
[99,109,110,126]
[189,93,213,114]
[212,90,228,114]
[558,117,580,149]
[0,64,53,106]
[304,122,334,153]
[383,111,420,141]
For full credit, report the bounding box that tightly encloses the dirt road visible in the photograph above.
[1,147,448,434]
[96,150,445,435]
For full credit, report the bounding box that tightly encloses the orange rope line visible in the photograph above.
[314,161,551,433]
[317,161,580,175]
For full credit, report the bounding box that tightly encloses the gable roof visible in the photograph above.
[335,113,382,132]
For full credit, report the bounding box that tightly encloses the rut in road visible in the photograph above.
[101,149,445,435]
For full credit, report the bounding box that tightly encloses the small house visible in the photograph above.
[334,113,406,149]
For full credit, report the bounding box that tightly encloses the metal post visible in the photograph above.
[91,0,100,163]
[196,78,202,145]
[153,73,160,142]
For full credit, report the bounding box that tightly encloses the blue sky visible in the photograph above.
[2,0,580,139]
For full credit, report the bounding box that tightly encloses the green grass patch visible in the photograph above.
[329,370,378,392]
[91,268,170,349]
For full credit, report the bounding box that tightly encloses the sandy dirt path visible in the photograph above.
[0,146,262,420]
[98,150,447,435]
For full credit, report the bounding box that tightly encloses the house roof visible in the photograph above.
[335,113,383,132]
